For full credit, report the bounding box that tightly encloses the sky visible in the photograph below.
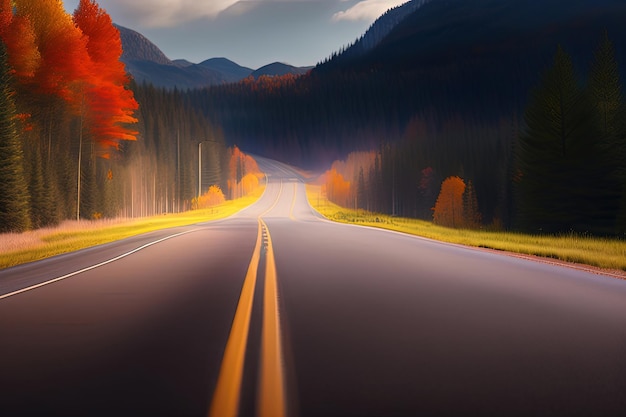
[63,0,411,69]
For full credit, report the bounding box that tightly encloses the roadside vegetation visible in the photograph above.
[306,184,626,274]
[0,185,264,269]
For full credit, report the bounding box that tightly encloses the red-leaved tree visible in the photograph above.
[14,0,91,104]
[74,0,138,154]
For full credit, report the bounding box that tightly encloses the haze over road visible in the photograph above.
[1,159,625,416]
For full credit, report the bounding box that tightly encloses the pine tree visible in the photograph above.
[0,40,31,232]
[589,31,622,142]
[463,180,482,229]
[587,31,623,233]
[516,46,596,233]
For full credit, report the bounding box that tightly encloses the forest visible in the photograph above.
[0,0,257,234]
[321,36,626,235]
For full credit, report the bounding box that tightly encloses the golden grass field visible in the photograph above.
[306,184,626,274]
[0,186,265,269]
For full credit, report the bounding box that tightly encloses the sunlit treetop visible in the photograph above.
[0,0,41,80]
[13,0,91,102]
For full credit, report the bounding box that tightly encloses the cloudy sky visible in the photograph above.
[64,0,410,69]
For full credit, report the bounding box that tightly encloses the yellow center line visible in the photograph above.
[258,218,287,417]
[208,220,263,417]
[263,180,284,217]
[289,182,298,221]
[209,181,288,417]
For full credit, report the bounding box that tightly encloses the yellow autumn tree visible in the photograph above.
[241,173,259,195]
[194,185,225,209]
[433,176,466,228]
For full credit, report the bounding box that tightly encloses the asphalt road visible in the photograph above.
[1,159,625,417]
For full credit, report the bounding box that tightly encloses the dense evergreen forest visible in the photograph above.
[0,0,248,233]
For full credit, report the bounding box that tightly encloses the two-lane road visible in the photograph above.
[1,159,625,416]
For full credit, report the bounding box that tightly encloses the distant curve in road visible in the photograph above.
[1,158,625,417]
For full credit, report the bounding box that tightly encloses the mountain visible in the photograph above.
[197,58,254,83]
[116,24,171,66]
[252,62,312,78]
[172,59,194,68]
[313,0,626,121]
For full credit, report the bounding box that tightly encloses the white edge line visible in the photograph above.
[0,229,200,301]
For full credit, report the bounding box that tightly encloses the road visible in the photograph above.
[1,159,625,417]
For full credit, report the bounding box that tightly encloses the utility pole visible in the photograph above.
[198,141,202,199]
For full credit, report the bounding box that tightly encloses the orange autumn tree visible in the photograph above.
[325,168,351,207]
[73,0,138,154]
[0,0,40,82]
[14,0,91,103]
[433,176,466,228]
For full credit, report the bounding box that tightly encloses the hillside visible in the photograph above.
[323,0,430,64]
[363,0,626,71]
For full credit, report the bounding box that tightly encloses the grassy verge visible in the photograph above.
[306,184,626,273]
[0,185,265,269]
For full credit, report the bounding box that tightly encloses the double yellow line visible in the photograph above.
[209,186,287,417]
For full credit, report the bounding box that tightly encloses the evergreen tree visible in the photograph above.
[0,40,30,232]
[587,31,623,233]
[463,180,482,229]
[589,31,622,141]
[516,46,597,233]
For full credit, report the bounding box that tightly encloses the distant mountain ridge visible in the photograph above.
[252,62,312,79]
[199,58,254,83]
[116,24,309,89]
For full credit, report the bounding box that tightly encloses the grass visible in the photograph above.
[306,184,626,273]
[0,185,265,269]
